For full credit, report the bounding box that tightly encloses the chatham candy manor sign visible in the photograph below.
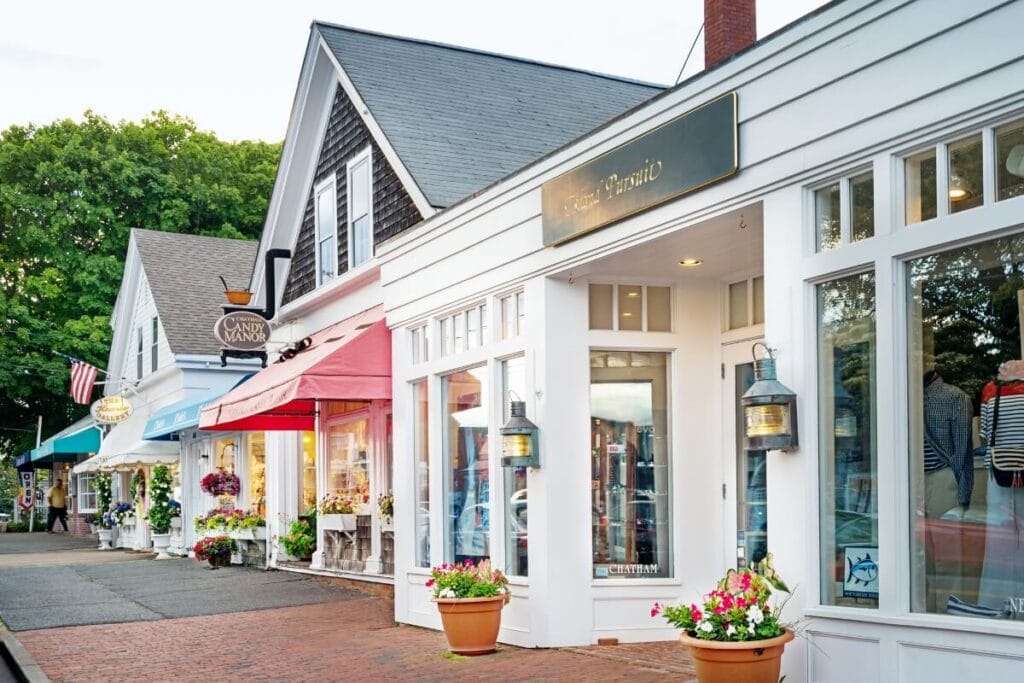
[214,311,271,352]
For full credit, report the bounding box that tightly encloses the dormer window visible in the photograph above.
[315,176,338,286]
[347,147,373,270]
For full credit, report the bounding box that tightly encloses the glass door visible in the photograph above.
[723,341,768,570]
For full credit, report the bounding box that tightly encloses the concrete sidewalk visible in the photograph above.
[0,531,153,570]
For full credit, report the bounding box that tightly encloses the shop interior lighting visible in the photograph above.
[949,174,972,202]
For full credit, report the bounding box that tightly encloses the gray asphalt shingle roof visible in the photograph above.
[131,229,258,357]
[317,23,664,208]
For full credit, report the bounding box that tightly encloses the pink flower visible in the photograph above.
[464,559,474,567]
[690,605,702,622]
[425,579,435,587]
[650,602,661,617]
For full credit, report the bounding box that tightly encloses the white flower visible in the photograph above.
[746,605,764,625]
[726,624,737,636]
[439,588,455,598]
[697,620,714,633]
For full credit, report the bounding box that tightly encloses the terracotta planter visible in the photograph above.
[433,594,508,655]
[680,629,794,683]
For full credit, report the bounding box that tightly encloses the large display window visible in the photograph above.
[818,271,878,608]
[443,366,489,564]
[302,432,316,512]
[327,417,370,502]
[589,350,671,579]
[503,356,528,577]
[247,433,266,517]
[908,234,1024,619]
[413,381,430,567]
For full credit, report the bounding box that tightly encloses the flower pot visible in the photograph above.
[97,528,114,551]
[679,629,794,683]
[151,532,172,559]
[320,513,357,532]
[433,595,508,655]
[208,553,232,569]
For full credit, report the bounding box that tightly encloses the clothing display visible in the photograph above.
[977,378,1024,613]
[922,372,974,508]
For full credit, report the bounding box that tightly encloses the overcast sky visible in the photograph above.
[0,1,828,142]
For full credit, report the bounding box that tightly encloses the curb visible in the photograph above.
[0,623,50,683]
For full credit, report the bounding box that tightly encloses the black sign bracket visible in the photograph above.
[220,248,291,368]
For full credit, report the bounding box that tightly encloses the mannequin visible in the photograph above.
[977,360,1024,613]
[921,369,973,612]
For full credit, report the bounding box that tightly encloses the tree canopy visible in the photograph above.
[0,111,280,456]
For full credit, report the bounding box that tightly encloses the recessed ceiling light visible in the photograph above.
[622,312,633,317]
[626,291,640,298]
[679,258,703,267]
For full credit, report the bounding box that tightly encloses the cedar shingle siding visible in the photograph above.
[283,86,423,303]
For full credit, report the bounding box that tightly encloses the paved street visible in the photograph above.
[0,533,696,682]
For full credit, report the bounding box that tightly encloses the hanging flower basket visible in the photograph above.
[200,471,241,497]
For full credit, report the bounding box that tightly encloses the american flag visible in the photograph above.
[69,360,99,405]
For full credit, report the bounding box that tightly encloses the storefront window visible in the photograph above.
[948,134,983,214]
[248,433,266,517]
[215,437,236,474]
[908,235,1024,619]
[413,381,430,567]
[590,351,671,579]
[818,272,877,608]
[301,432,317,513]
[996,118,1024,202]
[443,366,489,564]
[815,182,841,251]
[503,356,528,577]
[618,285,643,331]
[327,418,370,504]
[906,149,937,225]
[78,474,97,512]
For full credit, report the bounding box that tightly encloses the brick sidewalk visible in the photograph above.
[18,594,696,682]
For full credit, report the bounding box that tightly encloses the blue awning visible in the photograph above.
[143,376,252,440]
[21,418,101,470]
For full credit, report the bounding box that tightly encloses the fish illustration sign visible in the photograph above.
[843,546,879,599]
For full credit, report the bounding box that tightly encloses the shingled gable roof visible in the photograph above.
[316,22,664,209]
[131,229,258,356]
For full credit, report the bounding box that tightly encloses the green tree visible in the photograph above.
[0,112,280,456]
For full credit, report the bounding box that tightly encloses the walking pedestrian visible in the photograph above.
[47,479,69,533]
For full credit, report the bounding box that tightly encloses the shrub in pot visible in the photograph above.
[426,559,510,655]
[279,519,316,560]
[146,465,173,559]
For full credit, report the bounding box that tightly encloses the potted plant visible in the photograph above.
[653,554,794,683]
[146,465,173,559]
[279,519,316,561]
[426,559,510,655]
[377,490,394,532]
[317,493,358,532]
[193,535,235,569]
[95,474,114,550]
[200,470,241,497]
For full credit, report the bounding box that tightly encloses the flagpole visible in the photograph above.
[52,351,110,376]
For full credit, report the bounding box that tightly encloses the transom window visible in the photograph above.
[410,325,428,365]
[439,303,489,358]
[588,283,671,332]
[813,170,875,252]
[726,276,764,331]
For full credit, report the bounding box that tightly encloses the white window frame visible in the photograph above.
[150,316,159,372]
[314,175,338,287]
[346,146,374,271]
[136,326,143,380]
[810,165,875,253]
[78,473,97,513]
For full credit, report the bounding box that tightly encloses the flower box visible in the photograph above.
[228,527,267,542]
[380,519,394,533]
[319,513,357,532]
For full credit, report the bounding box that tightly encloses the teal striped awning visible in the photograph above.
[25,420,101,469]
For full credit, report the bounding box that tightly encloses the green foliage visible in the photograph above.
[95,473,112,520]
[427,560,509,599]
[146,465,173,534]
[280,520,316,559]
[4,520,30,533]
[0,112,281,455]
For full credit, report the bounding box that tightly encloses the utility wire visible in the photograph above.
[675,22,705,85]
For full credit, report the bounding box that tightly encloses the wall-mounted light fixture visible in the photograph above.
[741,343,799,452]
[501,394,539,468]
[200,452,210,459]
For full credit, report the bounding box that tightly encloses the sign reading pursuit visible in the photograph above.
[541,92,738,246]
[214,311,271,352]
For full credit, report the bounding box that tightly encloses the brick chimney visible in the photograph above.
[704,0,757,69]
